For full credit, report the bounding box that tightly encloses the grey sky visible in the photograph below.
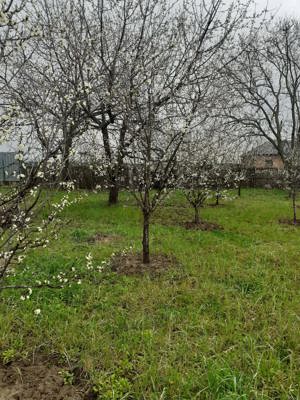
[255,0,300,17]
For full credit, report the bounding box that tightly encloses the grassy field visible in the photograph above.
[0,189,299,399]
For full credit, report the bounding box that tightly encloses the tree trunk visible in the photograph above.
[108,121,127,205]
[108,183,119,205]
[292,189,297,224]
[216,194,219,206]
[61,158,70,181]
[142,210,150,264]
[101,117,115,205]
[194,206,200,224]
[238,185,241,197]
[61,136,73,181]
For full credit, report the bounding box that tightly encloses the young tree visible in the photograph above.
[118,0,258,263]
[128,99,199,263]
[209,164,234,206]
[232,165,246,197]
[181,156,212,224]
[179,120,224,223]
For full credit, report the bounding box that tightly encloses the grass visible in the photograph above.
[0,188,300,399]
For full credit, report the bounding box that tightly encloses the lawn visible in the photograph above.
[0,189,299,399]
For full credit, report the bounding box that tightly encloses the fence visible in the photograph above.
[244,168,283,188]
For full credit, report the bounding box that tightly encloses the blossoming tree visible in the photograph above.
[0,0,79,284]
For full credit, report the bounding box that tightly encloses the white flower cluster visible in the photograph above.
[85,252,110,272]
[59,181,76,191]
[85,252,93,270]
[20,287,32,301]
[55,272,69,284]
[1,251,13,260]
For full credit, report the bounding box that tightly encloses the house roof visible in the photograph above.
[249,140,290,156]
[252,142,279,155]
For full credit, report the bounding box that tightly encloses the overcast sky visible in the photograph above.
[255,0,300,17]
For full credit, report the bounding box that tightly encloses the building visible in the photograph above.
[0,152,20,183]
[242,141,290,172]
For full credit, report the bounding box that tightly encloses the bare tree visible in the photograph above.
[181,148,213,224]
[226,18,300,221]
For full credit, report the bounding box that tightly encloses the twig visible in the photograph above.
[0,284,64,291]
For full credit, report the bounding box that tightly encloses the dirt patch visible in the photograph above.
[88,232,121,244]
[0,357,95,400]
[153,209,222,231]
[279,218,300,226]
[183,220,223,231]
[111,253,178,276]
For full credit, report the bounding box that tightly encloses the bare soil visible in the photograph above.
[88,232,121,244]
[111,253,178,276]
[0,357,95,400]
[153,211,222,231]
[279,218,300,226]
[183,220,223,231]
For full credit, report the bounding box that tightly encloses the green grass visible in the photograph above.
[0,188,300,399]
